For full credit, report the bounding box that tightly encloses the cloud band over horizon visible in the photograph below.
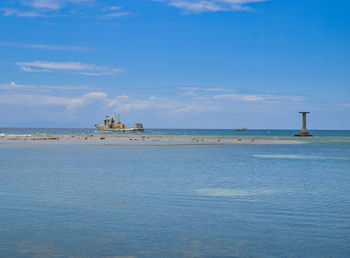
[15,61,124,76]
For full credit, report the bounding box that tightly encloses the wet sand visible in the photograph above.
[0,133,305,145]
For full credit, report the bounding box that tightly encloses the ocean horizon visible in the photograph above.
[1,127,350,136]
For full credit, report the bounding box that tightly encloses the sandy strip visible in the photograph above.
[0,134,306,145]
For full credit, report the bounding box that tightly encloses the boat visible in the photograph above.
[236,128,248,131]
[95,113,144,132]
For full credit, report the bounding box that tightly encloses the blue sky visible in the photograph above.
[0,0,349,129]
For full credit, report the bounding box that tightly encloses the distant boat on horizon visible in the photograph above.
[235,128,248,131]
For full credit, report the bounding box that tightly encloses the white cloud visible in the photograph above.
[158,0,267,13]
[16,61,124,76]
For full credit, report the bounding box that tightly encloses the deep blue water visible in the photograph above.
[1,132,350,257]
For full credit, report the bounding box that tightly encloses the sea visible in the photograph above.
[1,128,350,257]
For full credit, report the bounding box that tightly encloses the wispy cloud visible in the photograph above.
[66,91,107,110]
[25,43,92,51]
[0,94,74,106]
[108,95,220,113]
[0,91,219,115]
[2,8,44,17]
[21,0,94,10]
[0,0,131,21]
[97,11,131,20]
[157,0,267,14]
[98,4,131,20]
[175,86,304,104]
[0,82,92,91]
[213,93,304,102]
[2,1,131,20]
[338,103,350,109]
[0,42,92,51]
[205,87,236,92]
[16,61,124,76]
[178,86,236,92]
[0,91,107,109]
[177,86,236,97]
[177,86,201,91]
[0,87,310,129]
[22,0,61,10]
[19,65,50,73]
[109,6,121,11]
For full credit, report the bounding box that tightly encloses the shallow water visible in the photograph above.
[1,127,350,137]
[1,140,350,257]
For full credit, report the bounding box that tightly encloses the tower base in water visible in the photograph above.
[295,131,313,137]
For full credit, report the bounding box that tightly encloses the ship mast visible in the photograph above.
[114,113,121,123]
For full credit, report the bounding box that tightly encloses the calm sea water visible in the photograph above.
[1,127,350,137]
[1,129,350,257]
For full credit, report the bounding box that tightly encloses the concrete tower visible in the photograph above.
[295,112,313,137]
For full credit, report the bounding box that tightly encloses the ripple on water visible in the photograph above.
[252,154,350,160]
[195,188,279,197]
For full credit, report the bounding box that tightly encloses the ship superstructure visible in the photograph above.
[95,113,144,132]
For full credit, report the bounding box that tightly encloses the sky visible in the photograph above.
[0,0,349,129]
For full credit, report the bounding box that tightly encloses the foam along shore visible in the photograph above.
[0,133,306,145]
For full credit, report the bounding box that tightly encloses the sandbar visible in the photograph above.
[0,133,306,145]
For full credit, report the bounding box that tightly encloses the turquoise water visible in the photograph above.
[1,130,350,257]
[1,127,350,137]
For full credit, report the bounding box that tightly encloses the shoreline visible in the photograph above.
[0,133,306,145]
